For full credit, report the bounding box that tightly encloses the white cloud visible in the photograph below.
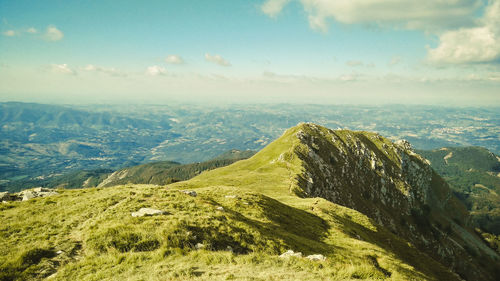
[146,65,167,76]
[205,53,231,66]
[45,25,64,41]
[262,0,482,32]
[27,27,37,34]
[165,55,184,64]
[3,30,15,37]
[427,0,500,64]
[261,0,290,18]
[82,64,125,77]
[51,64,75,75]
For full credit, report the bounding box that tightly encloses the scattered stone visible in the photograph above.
[226,246,233,252]
[131,208,167,217]
[56,250,64,255]
[181,190,197,197]
[279,250,302,258]
[195,243,205,250]
[216,206,224,211]
[19,188,59,201]
[306,254,326,261]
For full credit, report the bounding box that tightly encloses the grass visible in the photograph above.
[0,124,468,280]
[0,183,458,281]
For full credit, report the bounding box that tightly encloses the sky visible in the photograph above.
[0,0,499,105]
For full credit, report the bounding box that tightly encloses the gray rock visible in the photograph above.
[181,190,197,197]
[195,243,205,250]
[279,250,302,258]
[306,254,326,261]
[216,206,224,211]
[131,208,167,217]
[395,139,413,151]
[20,189,59,201]
[22,191,36,201]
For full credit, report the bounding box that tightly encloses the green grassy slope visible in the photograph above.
[1,124,498,280]
[418,147,500,235]
[1,184,458,281]
[173,123,499,280]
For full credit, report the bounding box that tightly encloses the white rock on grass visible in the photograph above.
[19,188,59,201]
[181,190,197,197]
[22,191,37,201]
[131,208,167,217]
[195,243,205,250]
[306,254,326,261]
[216,206,224,211]
[279,250,303,258]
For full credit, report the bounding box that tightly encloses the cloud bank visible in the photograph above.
[427,0,500,64]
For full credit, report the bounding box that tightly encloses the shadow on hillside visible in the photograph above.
[329,212,459,281]
[202,194,340,256]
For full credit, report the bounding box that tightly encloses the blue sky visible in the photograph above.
[0,0,499,105]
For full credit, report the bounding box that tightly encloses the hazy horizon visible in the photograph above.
[1,0,500,105]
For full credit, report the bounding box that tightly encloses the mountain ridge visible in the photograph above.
[1,123,499,280]
[173,122,499,280]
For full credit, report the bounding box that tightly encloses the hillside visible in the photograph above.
[417,146,500,251]
[418,147,500,234]
[1,149,255,192]
[97,150,256,187]
[1,123,498,280]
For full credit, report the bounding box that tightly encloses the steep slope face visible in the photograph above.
[418,146,500,235]
[291,123,498,280]
[176,123,499,281]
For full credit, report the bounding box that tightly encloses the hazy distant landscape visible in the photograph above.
[1,102,499,192]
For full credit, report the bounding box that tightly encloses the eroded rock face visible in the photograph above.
[289,123,498,281]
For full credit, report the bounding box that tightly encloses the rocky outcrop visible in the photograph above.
[1,188,58,202]
[287,123,498,281]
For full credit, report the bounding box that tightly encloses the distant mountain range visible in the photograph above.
[1,123,498,280]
